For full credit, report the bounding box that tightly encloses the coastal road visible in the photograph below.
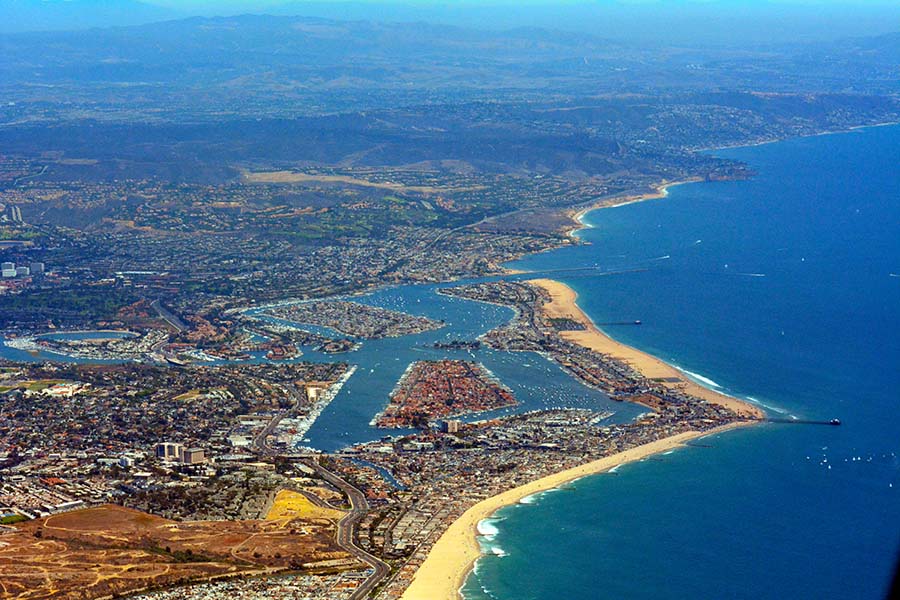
[305,459,391,599]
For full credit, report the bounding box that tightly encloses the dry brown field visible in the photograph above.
[0,505,351,600]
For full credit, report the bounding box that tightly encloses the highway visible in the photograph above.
[149,299,187,332]
[305,459,391,599]
[251,383,305,455]
[248,388,389,595]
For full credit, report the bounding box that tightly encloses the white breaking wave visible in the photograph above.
[746,396,786,414]
[519,488,560,505]
[475,582,501,600]
[676,367,722,388]
[477,519,501,540]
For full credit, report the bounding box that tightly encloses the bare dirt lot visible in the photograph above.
[0,505,351,600]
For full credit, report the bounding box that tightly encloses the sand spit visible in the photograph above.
[529,278,763,420]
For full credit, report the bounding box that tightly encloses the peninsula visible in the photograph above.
[530,278,760,419]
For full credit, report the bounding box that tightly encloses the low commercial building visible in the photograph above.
[182,448,206,465]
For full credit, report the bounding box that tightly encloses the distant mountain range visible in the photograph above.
[0,11,897,128]
[2,0,900,46]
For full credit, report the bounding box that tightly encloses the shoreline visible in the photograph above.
[400,423,752,600]
[529,278,764,420]
[564,178,702,242]
[504,122,900,279]
[401,277,763,600]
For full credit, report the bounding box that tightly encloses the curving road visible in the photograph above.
[305,459,391,599]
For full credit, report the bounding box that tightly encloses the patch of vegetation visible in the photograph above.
[0,286,142,328]
[1,514,28,525]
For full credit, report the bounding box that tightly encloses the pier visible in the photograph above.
[765,418,842,426]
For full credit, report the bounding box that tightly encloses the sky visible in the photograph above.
[148,1,900,4]
[145,0,900,7]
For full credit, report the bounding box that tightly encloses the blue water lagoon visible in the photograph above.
[1,278,639,453]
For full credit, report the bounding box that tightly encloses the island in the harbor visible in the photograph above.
[375,359,517,428]
[266,300,444,339]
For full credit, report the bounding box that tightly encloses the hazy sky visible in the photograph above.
[6,0,899,42]
[148,1,900,4]
[147,0,900,6]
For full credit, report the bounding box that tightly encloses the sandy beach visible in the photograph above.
[529,278,764,419]
[400,426,747,600]
[568,178,702,236]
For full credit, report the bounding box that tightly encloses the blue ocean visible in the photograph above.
[463,125,900,599]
